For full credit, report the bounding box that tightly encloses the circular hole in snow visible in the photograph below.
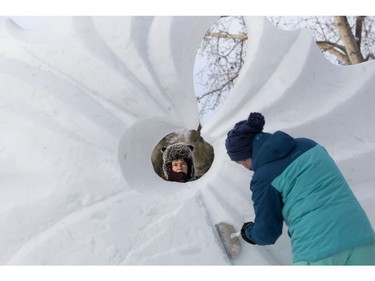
[151,129,214,183]
[119,118,214,192]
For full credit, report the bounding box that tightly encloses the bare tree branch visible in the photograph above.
[334,16,364,64]
[365,53,375,61]
[205,32,248,40]
[195,16,375,124]
[197,71,239,100]
[355,16,366,49]
[195,16,247,122]
[315,41,350,64]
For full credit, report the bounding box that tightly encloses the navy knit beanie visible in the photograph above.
[225,112,265,161]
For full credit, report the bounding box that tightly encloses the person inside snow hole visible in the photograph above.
[161,142,196,183]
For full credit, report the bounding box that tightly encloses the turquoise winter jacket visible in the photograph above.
[244,131,375,263]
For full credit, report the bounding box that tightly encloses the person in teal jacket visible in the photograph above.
[225,112,375,265]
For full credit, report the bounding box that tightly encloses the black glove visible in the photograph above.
[240,222,256,244]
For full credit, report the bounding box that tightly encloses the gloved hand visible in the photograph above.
[240,222,256,244]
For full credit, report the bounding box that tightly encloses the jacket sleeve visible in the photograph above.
[245,174,284,245]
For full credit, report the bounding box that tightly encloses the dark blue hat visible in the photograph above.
[225,112,265,161]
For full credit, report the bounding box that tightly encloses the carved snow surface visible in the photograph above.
[0,16,374,265]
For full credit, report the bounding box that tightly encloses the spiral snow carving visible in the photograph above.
[1,17,374,265]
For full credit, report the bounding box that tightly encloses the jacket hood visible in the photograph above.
[252,131,296,170]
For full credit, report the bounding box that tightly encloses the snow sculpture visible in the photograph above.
[0,16,374,265]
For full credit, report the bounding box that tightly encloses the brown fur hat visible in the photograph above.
[161,142,195,182]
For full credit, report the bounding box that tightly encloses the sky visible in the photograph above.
[0,14,374,281]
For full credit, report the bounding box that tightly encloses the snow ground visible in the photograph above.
[0,16,374,275]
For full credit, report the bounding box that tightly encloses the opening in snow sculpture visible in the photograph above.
[151,130,214,183]
[0,16,374,265]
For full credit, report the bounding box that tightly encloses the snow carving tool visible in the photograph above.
[215,222,241,259]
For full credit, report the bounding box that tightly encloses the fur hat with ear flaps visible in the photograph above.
[161,142,195,182]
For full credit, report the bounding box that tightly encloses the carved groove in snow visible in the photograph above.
[1,16,374,265]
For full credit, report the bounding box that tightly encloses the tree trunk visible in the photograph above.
[355,16,366,49]
[334,16,364,64]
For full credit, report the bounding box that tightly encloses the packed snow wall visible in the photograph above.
[0,16,374,265]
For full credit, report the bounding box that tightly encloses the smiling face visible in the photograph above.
[171,159,188,174]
